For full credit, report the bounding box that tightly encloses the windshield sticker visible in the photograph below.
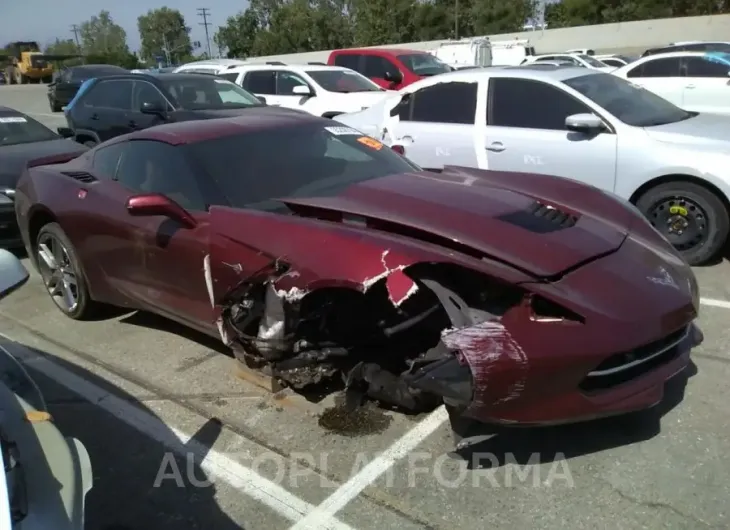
[357,136,383,150]
[0,116,27,123]
[325,126,361,136]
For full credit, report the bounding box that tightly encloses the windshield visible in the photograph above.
[563,73,692,127]
[578,54,607,68]
[162,77,262,109]
[0,113,57,146]
[308,69,383,93]
[186,123,419,210]
[398,53,452,76]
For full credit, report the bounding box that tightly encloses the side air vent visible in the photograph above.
[60,171,97,183]
[497,201,578,233]
[529,201,578,228]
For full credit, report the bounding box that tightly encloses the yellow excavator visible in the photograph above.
[0,41,81,84]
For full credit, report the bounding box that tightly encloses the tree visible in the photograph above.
[137,7,194,63]
[215,9,262,58]
[79,10,129,55]
[348,0,419,47]
[45,38,80,55]
[44,38,84,67]
[471,0,537,34]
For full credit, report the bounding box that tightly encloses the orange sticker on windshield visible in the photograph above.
[357,136,383,150]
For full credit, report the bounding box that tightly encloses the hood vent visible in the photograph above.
[61,171,97,183]
[498,201,578,233]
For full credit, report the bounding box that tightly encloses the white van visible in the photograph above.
[431,38,492,69]
[491,39,536,66]
[173,58,249,75]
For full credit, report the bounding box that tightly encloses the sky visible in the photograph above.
[0,0,249,53]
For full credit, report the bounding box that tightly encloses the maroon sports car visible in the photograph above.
[14,108,702,438]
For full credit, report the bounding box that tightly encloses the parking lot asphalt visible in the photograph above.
[2,83,730,530]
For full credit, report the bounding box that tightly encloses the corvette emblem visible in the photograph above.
[647,266,679,290]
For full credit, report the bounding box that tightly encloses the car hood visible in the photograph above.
[644,112,730,147]
[279,167,635,278]
[329,90,396,109]
[0,138,87,188]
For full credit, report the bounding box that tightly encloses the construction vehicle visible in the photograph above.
[0,41,80,84]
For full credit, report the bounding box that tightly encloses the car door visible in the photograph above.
[76,79,135,141]
[625,57,683,106]
[112,140,214,332]
[680,55,730,114]
[130,80,173,130]
[390,80,481,171]
[484,76,617,192]
[241,70,278,105]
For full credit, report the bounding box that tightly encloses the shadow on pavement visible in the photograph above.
[1,338,244,530]
[455,361,698,469]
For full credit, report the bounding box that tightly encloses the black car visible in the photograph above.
[0,107,87,247]
[642,41,730,57]
[61,72,269,147]
[47,64,128,112]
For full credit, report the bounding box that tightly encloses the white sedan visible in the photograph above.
[611,51,730,115]
[522,53,614,72]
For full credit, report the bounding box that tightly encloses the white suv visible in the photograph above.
[219,62,394,118]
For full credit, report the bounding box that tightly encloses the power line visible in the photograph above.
[70,24,81,51]
[197,8,213,58]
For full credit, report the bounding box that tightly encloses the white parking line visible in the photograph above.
[28,112,64,119]
[0,335,355,530]
[289,407,449,530]
[700,297,730,310]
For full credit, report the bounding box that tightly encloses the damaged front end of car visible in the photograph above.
[215,254,530,418]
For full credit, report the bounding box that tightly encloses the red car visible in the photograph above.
[14,109,702,441]
[328,48,452,89]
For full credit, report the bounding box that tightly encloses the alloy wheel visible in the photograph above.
[36,233,79,313]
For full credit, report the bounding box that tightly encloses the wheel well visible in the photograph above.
[74,133,95,144]
[629,174,730,211]
[28,209,56,255]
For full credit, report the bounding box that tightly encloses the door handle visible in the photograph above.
[90,113,99,120]
[128,120,139,128]
[400,135,414,142]
[486,142,505,152]
[685,84,695,89]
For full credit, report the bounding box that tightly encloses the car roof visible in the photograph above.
[226,63,354,74]
[110,107,326,145]
[414,64,596,84]
[89,72,219,82]
[634,50,725,60]
[70,64,127,70]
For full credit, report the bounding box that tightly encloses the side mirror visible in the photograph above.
[257,95,267,104]
[292,85,312,96]
[56,127,74,138]
[565,113,606,133]
[140,101,167,116]
[384,71,403,84]
[125,193,198,229]
[0,249,29,300]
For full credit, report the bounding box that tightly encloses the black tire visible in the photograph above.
[49,98,62,112]
[636,181,729,266]
[35,222,102,320]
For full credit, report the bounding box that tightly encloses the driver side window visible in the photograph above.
[488,78,591,130]
[132,81,170,111]
[276,71,310,96]
[115,140,207,212]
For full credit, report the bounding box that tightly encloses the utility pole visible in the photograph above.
[454,0,459,40]
[70,24,81,51]
[162,34,171,66]
[197,8,213,58]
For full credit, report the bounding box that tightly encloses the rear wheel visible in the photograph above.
[49,97,62,112]
[35,223,102,320]
[636,181,729,266]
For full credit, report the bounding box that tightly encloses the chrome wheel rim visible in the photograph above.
[37,233,79,312]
